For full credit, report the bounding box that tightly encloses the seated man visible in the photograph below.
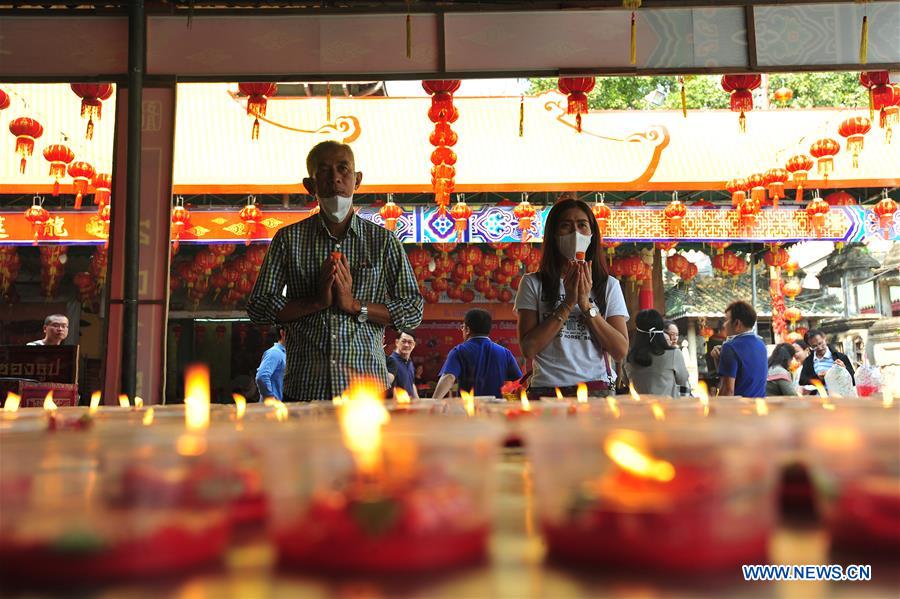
[27,314,69,346]
[433,309,522,399]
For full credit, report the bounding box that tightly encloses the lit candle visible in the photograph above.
[651,401,666,421]
[576,383,588,404]
[629,382,641,402]
[118,394,130,408]
[134,397,144,409]
[142,407,155,426]
[89,391,101,414]
[394,387,411,405]
[555,387,564,401]
[755,398,769,416]
[43,391,57,411]
[184,364,210,432]
[339,379,390,476]
[694,381,710,417]
[4,392,20,412]
[606,395,621,419]
[232,393,246,420]
[461,389,475,417]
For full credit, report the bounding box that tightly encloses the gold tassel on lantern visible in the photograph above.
[519,95,524,137]
[857,1,871,64]
[406,1,412,59]
[326,82,332,122]
[624,1,641,65]
[680,76,687,118]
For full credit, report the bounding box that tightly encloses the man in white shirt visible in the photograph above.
[27,314,69,346]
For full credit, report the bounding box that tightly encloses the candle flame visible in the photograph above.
[134,397,144,409]
[651,401,666,421]
[339,379,390,475]
[606,395,620,419]
[822,401,836,411]
[576,383,588,404]
[883,385,894,408]
[629,382,641,402]
[4,392,21,412]
[694,381,710,416]
[520,388,531,412]
[461,389,475,417]
[395,387,411,404]
[604,431,675,482]
[232,393,246,420]
[118,394,130,407]
[43,391,57,411]
[554,387,564,401]
[263,397,279,407]
[89,390,101,413]
[812,379,827,398]
[142,407,155,426]
[274,400,288,422]
[755,398,769,416]
[184,363,211,431]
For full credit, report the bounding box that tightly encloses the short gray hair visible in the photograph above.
[306,140,355,176]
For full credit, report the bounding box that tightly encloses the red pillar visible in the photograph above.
[102,85,176,404]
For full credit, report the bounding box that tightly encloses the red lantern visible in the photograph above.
[239,200,263,246]
[708,242,730,255]
[171,201,191,253]
[433,242,457,255]
[746,173,768,205]
[514,198,536,242]
[92,173,112,207]
[860,70,892,121]
[429,122,458,147]
[9,117,43,174]
[591,199,612,241]
[784,260,799,277]
[431,277,449,294]
[42,143,75,196]
[783,279,802,301]
[423,80,461,214]
[725,178,748,208]
[459,245,483,273]
[824,191,856,206]
[773,87,793,106]
[806,197,830,235]
[809,138,840,179]
[837,116,871,168]
[656,241,678,252]
[422,80,461,115]
[666,253,689,276]
[763,246,789,269]
[738,197,760,231]
[663,195,687,236]
[875,84,900,142]
[379,196,403,232]
[681,262,698,282]
[764,168,789,208]
[407,247,430,270]
[67,161,95,210]
[557,77,595,132]
[24,199,49,245]
[785,154,814,202]
[70,83,113,139]
[873,195,897,237]
[721,74,761,132]
[0,88,9,111]
[238,82,277,140]
[449,197,472,241]
[783,307,802,326]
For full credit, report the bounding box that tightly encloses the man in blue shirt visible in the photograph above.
[256,325,286,401]
[386,330,419,399]
[433,309,523,399]
[711,300,767,398]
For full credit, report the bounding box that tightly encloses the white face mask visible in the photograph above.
[557,231,592,261]
[318,195,353,223]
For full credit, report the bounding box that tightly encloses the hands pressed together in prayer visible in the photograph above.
[317,252,356,313]
[562,259,595,314]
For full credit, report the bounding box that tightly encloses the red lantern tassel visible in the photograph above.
[796,183,803,203]
[630,11,637,65]
[86,117,94,140]
[859,15,868,64]
[20,157,27,174]
[576,112,582,133]
[519,95,524,137]
[251,117,260,141]
[739,111,747,133]
[53,180,60,197]
[74,192,83,210]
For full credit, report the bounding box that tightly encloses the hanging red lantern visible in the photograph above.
[239,198,263,246]
[24,199,49,245]
[663,194,686,236]
[422,80,461,116]
[783,279,802,301]
[379,195,403,232]
[171,200,191,253]
[656,241,678,252]
[407,247,431,270]
[433,242,457,255]
[9,117,43,174]
[783,307,802,327]
[873,195,897,238]
[837,116,871,168]
[514,197,536,243]
[67,161,95,210]
[0,88,9,111]
[824,191,857,206]
[600,240,621,258]
[681,262,698,282]
[557,77,595,132]
[738,197,760,231]
[763,246,790,269]
[764,168,789,208]
[784,260,799,277]
[860,70,891,120]
[488,242,511,256]
[429,121,458,147]
[70,83,113,140]
[592,196,612,238]
[785,154,814,202]
[876,84,900,142]
[449,196,472,242]
[665,253,689,276]
[459,245,483,274]
[92,172,112,207]
[423,80,461,214]
[746,173,768,205]
[725,177,748,208]
[773,86,793,106]
[238,82,277,140]
[709,241,730,255]
[809,138,840,179]
[806,197,830,235]
[42,143,75,196]
[721,74,761,132]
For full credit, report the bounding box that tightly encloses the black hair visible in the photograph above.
[537,198,609,315]
[627,309,673,367]
[44,314,68,326]
[794,339,809,350]
[397,330,416,342]
[768,342,797,369]
[464,309,492,336]
[725,300,757,329]
[663,320,677,331]
[805,329,824,344]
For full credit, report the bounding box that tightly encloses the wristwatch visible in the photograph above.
[357,301,369,323]
[587,305,600,319]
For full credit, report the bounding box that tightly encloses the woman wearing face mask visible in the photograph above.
[514,199,630,399]
[766,342,800,397]
[625,309,689,398]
